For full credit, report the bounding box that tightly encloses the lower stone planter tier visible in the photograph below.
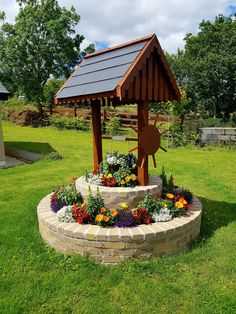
[37,195,202,264]
[76,175,162,209]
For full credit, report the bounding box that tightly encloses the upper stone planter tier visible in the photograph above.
[76,175,162,210]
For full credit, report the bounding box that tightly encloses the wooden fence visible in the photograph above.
[42,105,183,128]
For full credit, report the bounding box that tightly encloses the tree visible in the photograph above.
[43,78,64,106]
[166,15,236,118]
[0,0,94,112]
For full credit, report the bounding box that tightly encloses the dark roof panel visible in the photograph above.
[56,40,148,99]
[76,51,140,75]
[0,82,9,94]
[58,77,121,99]
[83,41,147,65]
[64,64,130,89]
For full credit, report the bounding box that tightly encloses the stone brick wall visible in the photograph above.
[201,127,236,145]
[37,195,202,264]
[76,175,162,210]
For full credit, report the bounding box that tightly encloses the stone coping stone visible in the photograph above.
[76,175,162,209]
[37,193,202,264]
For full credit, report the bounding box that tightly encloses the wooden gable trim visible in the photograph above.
[116,35,180,102]
[115,34,156,99]
[56,91,115,105]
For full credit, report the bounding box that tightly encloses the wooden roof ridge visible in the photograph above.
[85,34,155,59]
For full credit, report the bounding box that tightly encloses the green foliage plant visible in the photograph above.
[105,116,122,135]
[49,114,89,131]
[138,192,158,215]
[86,187,105,217]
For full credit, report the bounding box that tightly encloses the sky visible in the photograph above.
[1,0,236,53]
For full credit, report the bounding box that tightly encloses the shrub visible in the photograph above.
[202,117,224,127]
[0,97,27,109]
[86,188,105,217]
[105,116,122,135]
[230,112,236,127]
[49,114,89,131]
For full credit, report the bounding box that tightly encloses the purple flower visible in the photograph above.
[115,210,137,228]
[50,199,65,213]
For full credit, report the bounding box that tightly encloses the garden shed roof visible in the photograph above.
[0,82,9,94]
[55,34,180,105]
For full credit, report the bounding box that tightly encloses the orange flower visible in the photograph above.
[166,193,174,199]
[175,201,184,209]
[96,214,104,222]
[103,216,110,222]
[100,207,106,213]
[111,209,118,217]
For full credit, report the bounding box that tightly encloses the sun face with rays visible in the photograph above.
[129,114,167,168]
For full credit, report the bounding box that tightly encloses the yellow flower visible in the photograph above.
[175,201,184,209]
[120,203,128,210]
[96,214,104,222]
[103,216,110,222]
[166,193,174,199]
[125,176,130,182]
[182,199,187,205]
[120,179,125,185]
[130,174,137,181]
[111,209,118,217]
[107,173,113,179]
[100,207,106,213]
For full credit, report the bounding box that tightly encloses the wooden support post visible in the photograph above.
[138,101,149,186]
[91,99,103,170]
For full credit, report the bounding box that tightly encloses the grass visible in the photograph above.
[0,121,236,314]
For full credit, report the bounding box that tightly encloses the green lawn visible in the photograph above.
[1,121,236,314]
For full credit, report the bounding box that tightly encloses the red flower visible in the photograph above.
[93,167,99,175]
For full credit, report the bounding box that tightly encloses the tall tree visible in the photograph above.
[0,0,94,112]
[167,15,236,117]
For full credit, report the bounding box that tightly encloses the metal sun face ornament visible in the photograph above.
[129,114,167,168]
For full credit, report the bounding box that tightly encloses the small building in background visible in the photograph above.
[0,82,10,167]
[0,82,10,101]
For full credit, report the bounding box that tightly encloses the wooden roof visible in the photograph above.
[55,34,180,105]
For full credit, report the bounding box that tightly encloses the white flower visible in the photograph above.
[152,207,172,222]
[57,205,75,223]
[106,156,118,165]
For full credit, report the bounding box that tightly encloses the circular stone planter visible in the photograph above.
[76,175,162,210]
[37,195,202,264]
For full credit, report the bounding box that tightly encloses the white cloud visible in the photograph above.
[1,0,234,53]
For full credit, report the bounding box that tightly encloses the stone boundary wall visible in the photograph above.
[76,175,162,210]
[201,127,236,145]
[37,195,202,264]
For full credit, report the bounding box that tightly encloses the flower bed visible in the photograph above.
[85,152,138,187]
[37,195,202,264]
[50,167,194,228]
[37,162,202,263]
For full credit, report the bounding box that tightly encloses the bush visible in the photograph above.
[0,97,27,109]
[230,112,236,127]
[49,114,89,131]
[105,116,122,135]
[202,117,224,127]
